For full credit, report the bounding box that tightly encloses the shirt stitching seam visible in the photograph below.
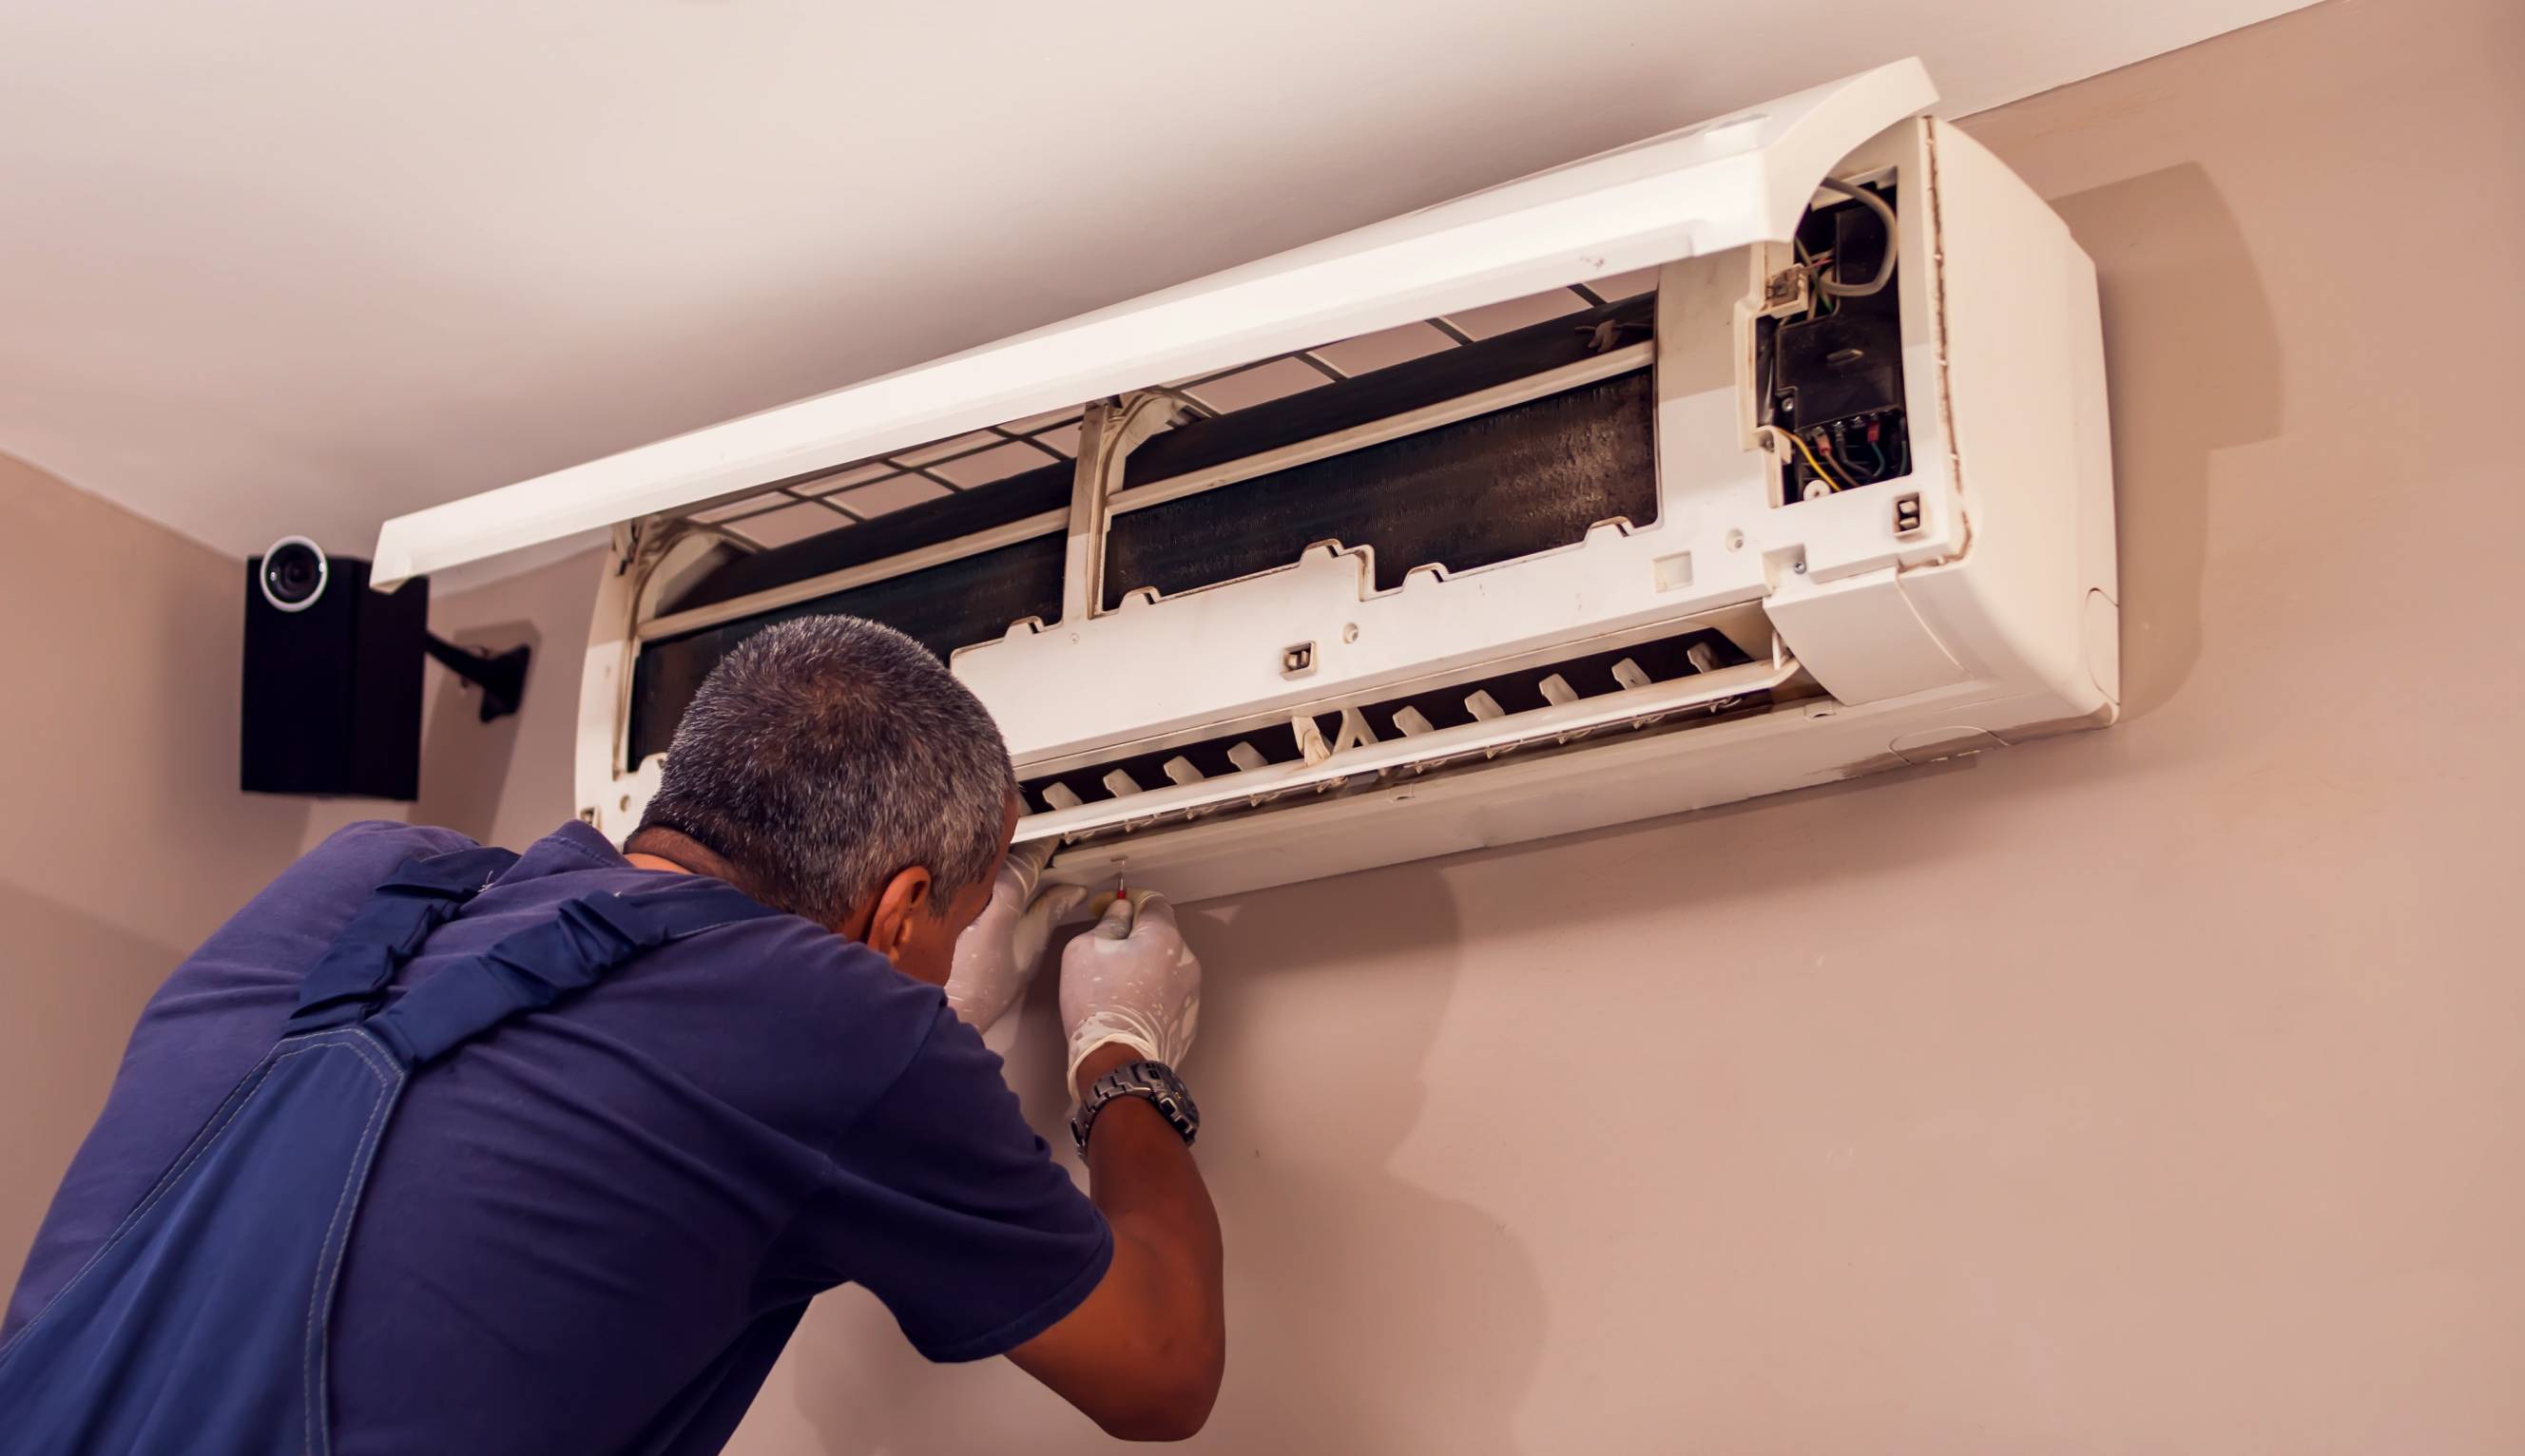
[548,828,629,871]
[918,1218,1117,1363]
[750,1009,945,1315]
[301,1042,402,1456]
[822,1010,946,1162]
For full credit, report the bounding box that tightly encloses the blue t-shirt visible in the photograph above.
[4,820,1111,1455]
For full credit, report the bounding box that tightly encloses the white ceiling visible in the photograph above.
[1,0,2310,588]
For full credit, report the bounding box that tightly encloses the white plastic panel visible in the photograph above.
[1020,650,1801,841]
[373,60,1936,586]
[1036,680,2080,907]
[1894,120,2118,716]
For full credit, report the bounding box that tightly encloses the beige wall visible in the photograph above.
[0,457,317,1275]
[7,0,2520,1446]
[722,0,2525,1450]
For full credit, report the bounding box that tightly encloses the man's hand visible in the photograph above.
[943,842,1087,1033]
[1058,891,1202,1096]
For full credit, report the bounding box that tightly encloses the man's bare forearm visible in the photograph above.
[1077,1044,1224,1429]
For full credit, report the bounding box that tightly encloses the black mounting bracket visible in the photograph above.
[424,633,531,722]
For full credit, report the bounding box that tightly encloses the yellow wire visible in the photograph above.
[1763,425,1850,492]
[1810,433,1860,491]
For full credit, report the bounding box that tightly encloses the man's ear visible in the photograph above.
[862,866,935,964]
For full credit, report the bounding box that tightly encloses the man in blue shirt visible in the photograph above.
[3,615,1224,1450]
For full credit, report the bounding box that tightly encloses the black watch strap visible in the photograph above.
[1070,1059,1199,1153]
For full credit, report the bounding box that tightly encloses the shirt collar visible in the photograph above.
[504,818,632,882]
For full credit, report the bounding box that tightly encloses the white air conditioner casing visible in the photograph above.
[376,60,2118,906]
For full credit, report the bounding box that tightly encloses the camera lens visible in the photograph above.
[269,551,318,600]
[260,537,329,612]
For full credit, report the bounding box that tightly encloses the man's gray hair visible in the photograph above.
[636,615,1015,926]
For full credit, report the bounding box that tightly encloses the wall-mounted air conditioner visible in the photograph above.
[374,59,2118,905]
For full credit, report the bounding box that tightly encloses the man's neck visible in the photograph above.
[620,825,741,885]
[619,826,862,940]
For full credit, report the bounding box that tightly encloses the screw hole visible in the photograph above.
[1725,528,1745,551]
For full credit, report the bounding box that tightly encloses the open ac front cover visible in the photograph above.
[373,60,2118,906]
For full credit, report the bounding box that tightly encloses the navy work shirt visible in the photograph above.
[5,821,1111,1455]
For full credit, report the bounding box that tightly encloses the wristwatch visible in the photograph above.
[1070,1059,1200,1153]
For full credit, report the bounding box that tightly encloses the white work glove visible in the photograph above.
[1060,890,1202,1097]
[944,841,1088,1033]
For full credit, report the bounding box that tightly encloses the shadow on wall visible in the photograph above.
[0,882,188,1280]
[2046,161,2281,719]
[764,870,1551,1454]
[412,619,542,844]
